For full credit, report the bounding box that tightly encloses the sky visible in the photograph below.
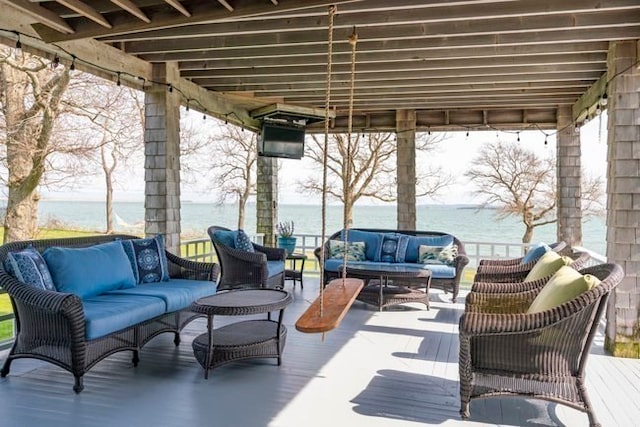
[38,111,609,206]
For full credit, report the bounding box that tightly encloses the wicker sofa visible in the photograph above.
[316,228,469,301]
[0,234,219,393]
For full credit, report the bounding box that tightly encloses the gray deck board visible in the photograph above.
[0,278,639,427]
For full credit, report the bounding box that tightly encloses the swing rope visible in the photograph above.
[319,4,337,317]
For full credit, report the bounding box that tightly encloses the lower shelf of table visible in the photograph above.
[356,284,430,311]
[192,320,287,374]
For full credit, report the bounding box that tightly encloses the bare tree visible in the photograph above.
[300,132,452,226]
[465,140,603,243]
[0,48,72,242]
[205,123,257,229]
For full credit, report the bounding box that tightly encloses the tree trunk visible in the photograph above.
[3,187,39,243]
[522,225,534,244]
[237,196,246,229]
[105,170,114,234]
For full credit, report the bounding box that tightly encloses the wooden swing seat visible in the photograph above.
[295,278,364,333]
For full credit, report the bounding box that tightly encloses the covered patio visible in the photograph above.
[1,283,639,426]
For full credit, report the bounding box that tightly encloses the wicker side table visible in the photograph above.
[285,253,307,288]
[190,289,292,378]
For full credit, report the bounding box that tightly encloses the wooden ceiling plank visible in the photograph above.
[217,0,234,13]
[110,0,151,24]
[165,0,191,18]
[55,0,113,29]
[0,0,75,34]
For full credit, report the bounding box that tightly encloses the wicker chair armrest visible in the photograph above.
[478,257,524,267]
[223,246,268,264]
[165,251,220,281]
[471,275,549,294]
[453,254,470,270]
[473,267,530,283]
[253,243,286,261]
[464,288,539,314]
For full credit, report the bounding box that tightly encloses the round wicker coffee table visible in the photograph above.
[190,289,293,378]
[344,264,432,311]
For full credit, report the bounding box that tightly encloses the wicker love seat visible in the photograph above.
[316,228,469,301]
[0,234,219,393]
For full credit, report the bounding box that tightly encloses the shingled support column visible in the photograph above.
[556,105,583,247]
[396,109,417,230]
[144,63,181,254]
[256,156,278,246]
[605,40,640,358]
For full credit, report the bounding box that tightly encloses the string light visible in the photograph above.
[116,72,121,86]
[601,92,608,106]
[427,127,431,135]
[167,84,173,93]
[544,135,548,145]
[51,53,60,69]
[595,102,602,116]
[516,132,520,142]
[185,100,190,111]
[574,123,581,134]
[70,55,76,71]
[14,33,21,57]
[465,128,469,138]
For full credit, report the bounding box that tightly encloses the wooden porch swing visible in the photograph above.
[295,6,364,334]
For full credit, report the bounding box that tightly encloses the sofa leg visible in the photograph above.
[173,333,181,346]
[73,376,84,393]
[1,357,12,377]
[132,350,140,366]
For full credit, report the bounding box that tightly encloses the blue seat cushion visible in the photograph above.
[405,235,454,263]
[214,230,237,249]
[324,259,374,272]
[267,260,285,278]
[120,235,170,284]
[336,230,381,261]
[107,279,216,312]
[43,241,136,299]
[393,262,457,279]
[82,294,166,340]
[521,242,551,264]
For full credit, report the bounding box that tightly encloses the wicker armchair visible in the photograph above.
[459,263,625,427]
[207,226,286,291]
[472,249,591,289]
[476,241,567,274]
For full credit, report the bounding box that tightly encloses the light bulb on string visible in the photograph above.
[601,92,608,106]
[116,72,121,86]
[14,34,22,58]
[595,103,601,116]
[544,135,548,146]
[70,56,76,71]
[427,127,431,135]
[167,84,173,93]
[51,54,60,69]
[574,123,581,135]
[516,132,520,142]
[465,128,469,138]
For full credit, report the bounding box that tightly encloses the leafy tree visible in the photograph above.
[299,132,452,226]
[465,140,603,243]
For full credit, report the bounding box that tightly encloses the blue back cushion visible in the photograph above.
[120,235,170,284]
[405,235,454,263]
[235,229,255,252]
[43,241,136,299]
[338,230,381,261]
[4,247,55,291]
[377,233,409,262]
[521,242,551,264]
[214,230,237,249]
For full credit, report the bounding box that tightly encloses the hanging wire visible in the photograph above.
[319,4,337,319]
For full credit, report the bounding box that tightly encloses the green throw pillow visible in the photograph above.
[523,251,571,282]
[527,266,601,313]
[418,244,458,265]
[328,240,366,261]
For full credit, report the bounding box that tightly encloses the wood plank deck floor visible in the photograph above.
[1,278,638,427]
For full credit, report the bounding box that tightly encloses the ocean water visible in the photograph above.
[37,200,607,254]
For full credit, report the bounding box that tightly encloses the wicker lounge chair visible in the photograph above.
[475,241,567,273]
[459,263,625,427]
[207,226,286,291]
[472,249,591,288]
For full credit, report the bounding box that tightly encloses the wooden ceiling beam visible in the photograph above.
[110,0,151,24]
[101,0,640,42]
[33,0,354,42]
[216,0,234,13]
[55,0,112,29]
[0,0,75,34]
[164,0,191,18]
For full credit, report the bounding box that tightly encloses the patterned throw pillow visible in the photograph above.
[378,234,409,262]
[234,229,255,252]
[4,247,56,291]
[418,244,458,266]
[121,235,170,284]
[328,240,366,261]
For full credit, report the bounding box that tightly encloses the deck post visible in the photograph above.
[256,156,278,246]
[556,105,583,247]
[604,39,640,358]
[396,109,417,230]
[143,62,182,253]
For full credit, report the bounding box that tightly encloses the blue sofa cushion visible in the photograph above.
[393,262,457,279]
[267,260,285,278]
[377,233,409,262]
[214,230,236,249]
[405,235,454,263]
[418,243,458,266]
[324,259,379,272]
[521,242,551,264]
[235,229,255,252]
[121,235,170,284]
[4,247,55,291]
[43,241,136,299]
[107,278,216,312]
[82,294,167,340]
[328,240,366,261]
[339,230,381,261]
